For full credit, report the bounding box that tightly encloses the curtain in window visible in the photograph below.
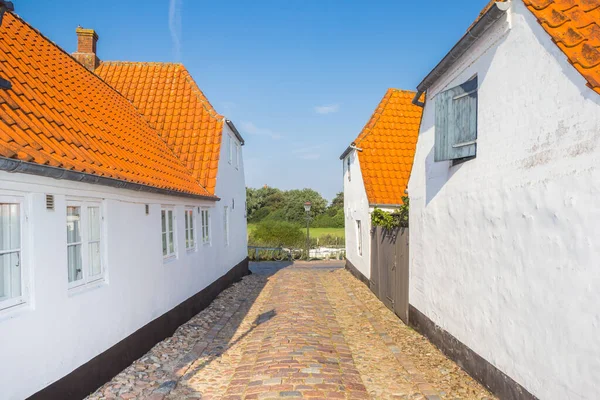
[0,203,20,299]
[67,206,82,283]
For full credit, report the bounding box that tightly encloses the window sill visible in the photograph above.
[68,278,107,297]
[163,255,178,264]
[186,247,197,253]
[451,156,476,167]
[0,300,31,322]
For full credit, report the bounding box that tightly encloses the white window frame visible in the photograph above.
[185,207,197,252]
[66,200,105,290]
[0,195,29,311]
[224,206,230,247]
[356,220,362,256]
[228,135,233,164]
[234,142,240,170]
[161,206,178,260]
[200,208,211,245]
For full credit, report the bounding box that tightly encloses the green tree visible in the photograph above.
[330,192,344,210]
[281,189,328,224]
[246,186,283,222]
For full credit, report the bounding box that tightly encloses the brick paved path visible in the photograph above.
[87,262,493,400]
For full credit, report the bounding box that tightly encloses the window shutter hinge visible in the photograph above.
[453,89,477,100]
[452,140,477,148]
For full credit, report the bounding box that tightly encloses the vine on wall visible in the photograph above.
[371,196,409,229]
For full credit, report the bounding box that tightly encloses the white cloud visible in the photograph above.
[169,0,183,60]
[314,104,340,115]
[240,121,282,140]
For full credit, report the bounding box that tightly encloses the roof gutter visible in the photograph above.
[339,144,363,160]
[369,203,403,208]
[0,157,219,201]
[225,120,245,145]
[411,1,510,107]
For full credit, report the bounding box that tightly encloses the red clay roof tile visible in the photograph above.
[95,62,224,194]
[0,13,213,198]
[351,89,423,206]
[478,1,600,94]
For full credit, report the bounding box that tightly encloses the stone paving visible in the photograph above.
[86,261,494,400]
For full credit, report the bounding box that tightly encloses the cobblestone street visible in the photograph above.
[87,262,494,400]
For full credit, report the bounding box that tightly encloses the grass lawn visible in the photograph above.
[301,227,344,238]
[247,223,344,239]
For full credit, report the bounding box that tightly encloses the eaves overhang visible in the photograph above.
[225,120,245,146]
[412,1,510,106]
[0,157,220,201]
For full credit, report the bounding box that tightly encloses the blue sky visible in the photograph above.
[16,0,489,201]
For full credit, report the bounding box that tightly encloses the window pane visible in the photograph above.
[190,221,194,243]
[169,231,174,253]
[185,226,189,248]
[88,207,101,241]
[162,233,167,256]
[89,242,101,277]
[0,203,20,252]
[0,251,20,299]
[168,210,173,232]
[67,244,83,283]
[185,210,189,231]
[161,210,166,233]
[67,206,81,244]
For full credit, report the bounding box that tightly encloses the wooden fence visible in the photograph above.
[370,227,409,324]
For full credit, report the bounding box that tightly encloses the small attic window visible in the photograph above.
[347,156,351,182]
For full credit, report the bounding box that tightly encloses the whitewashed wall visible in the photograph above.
[408,2,600,399]
[0,125,247,400]
[343,150,371,279]
[215,123,248,272]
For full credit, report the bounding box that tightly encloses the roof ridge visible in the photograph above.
[99,61,185,67]
[7,12,138,104]
[99,61,225,121]
[4,12,212,196]
[353,88,400,146]
[177,66,224,121]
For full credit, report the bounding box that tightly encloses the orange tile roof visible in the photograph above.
[0,13,213,198]
[351,89,423,206]
[522,0,600,94]
[95,62,224,194]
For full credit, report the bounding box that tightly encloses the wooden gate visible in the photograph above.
[370,227,409,323]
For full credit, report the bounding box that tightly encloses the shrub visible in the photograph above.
[371,196,409,229]
[248,206,272,223]
[312,209,344,228]
[249,220,304,248]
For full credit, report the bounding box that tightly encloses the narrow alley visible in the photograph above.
[87,262,493,400]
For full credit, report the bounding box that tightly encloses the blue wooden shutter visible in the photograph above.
[434,76,478,161]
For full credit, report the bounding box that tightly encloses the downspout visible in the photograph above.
[412,1,510,107]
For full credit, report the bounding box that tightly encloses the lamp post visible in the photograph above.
[304,201,311,260]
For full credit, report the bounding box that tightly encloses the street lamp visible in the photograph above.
[304,202,311,260]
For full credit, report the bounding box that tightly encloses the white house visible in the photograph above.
[0,12,247,400]
[408,1,600,399]
[340,89,422,282]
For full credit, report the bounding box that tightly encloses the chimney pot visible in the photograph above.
[72,27,100,71]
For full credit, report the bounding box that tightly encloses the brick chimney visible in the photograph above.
[72,26,100,71]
